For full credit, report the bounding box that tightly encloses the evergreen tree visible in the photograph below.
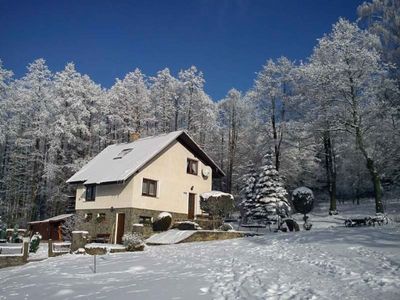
[240,162,258,222]
[245,153,290,221]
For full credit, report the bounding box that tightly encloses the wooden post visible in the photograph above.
[93,255,96,273]
[48,239,53,257]
[22,241,29,261]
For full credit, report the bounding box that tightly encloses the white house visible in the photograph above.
[67,130,224,243]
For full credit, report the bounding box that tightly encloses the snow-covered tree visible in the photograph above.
[253,57,296,171]
[358,0,400,81]
[244,153,290,221]
[218,89,246,193]
[150,68,179,133]
[178,66,205,132]
[108,69,151,142]
[46,63,104,216]
[311,19,395,213]
[240,162,258,221]
[3,59,53,222]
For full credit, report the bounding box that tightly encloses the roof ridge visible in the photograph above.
[112,130,185,146]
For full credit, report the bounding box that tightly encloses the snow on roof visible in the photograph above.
[28,214,74,224]
[200,191,234,200]
[67,130,224,185]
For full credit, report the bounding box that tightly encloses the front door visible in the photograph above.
[188,193,195,219]
[116,213,125,244]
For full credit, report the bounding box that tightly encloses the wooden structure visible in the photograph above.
[28,214,74,241]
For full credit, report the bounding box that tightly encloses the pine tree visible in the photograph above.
[240,162,258,222]
[245,153,290,221]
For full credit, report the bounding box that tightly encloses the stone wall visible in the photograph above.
[75,208,187,241]
[0,242,29,269]
[182,231,245,243]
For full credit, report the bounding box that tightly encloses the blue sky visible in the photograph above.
[0,0,364,100]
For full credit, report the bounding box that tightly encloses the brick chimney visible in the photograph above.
[130,132,141,142]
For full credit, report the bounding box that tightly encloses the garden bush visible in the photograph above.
[30,232,42,253]
[219,223,234,231]
[152,212,172,232]
[292,187,314,214]
[122,233,145,251]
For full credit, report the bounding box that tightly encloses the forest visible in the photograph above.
[0,0,399,225]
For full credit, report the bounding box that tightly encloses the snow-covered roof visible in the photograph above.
[67,130,224,185]
[28,214,74,224]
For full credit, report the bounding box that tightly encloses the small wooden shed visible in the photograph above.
[28,214,74,241]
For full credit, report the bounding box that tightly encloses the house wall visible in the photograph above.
[131,141,212,215]
[75,140,213,216]
[75,176,134,210]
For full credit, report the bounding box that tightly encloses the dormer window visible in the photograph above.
[114,148,133,160]
[187,159,198,175]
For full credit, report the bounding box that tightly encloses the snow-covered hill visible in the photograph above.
[1,199,399,300]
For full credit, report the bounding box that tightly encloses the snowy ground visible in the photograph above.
[1,199,399,300]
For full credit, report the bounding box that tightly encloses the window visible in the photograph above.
[85,185,96,201]
[186,159,198,175]
[142,178,157,197]
[114,148,133,160]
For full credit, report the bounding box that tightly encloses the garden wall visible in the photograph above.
[0,241,29,269]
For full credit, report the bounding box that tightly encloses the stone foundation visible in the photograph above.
[76,208,187,242]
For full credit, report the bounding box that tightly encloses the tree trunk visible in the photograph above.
[174,96,179,131]
[349,76,384,214]
[226,103,237,193]
[366,157,384,213]
[353,106,384,213]
[271,98,280,171]
[219,132,225,191]
[323,131,337,213]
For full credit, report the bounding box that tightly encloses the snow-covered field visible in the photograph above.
[1,199,399,300]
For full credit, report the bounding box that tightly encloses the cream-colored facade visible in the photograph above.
[75,140,212,216]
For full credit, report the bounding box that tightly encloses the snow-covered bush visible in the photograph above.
[152,212,172,232]
[172,221,202,230]
[200,191,234,219]
[292,187,314,214]
[11,225,21,243]
[29,232,42,253]
[219,223,234,231]
[74,248,86,255]
[122,233,145,251]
